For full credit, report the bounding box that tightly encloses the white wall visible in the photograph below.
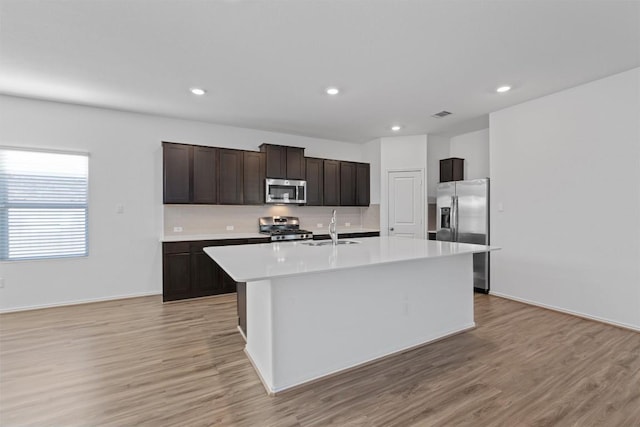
[379,135,428,237]
[426,134,451,202]
[450,128,490,181]
[490,67,640,331]
[0,95,363,311]
[426,129,490,203]
[363,138,381,204]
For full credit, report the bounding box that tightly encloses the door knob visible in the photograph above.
[389,227,394,231]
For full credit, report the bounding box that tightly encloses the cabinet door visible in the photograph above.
[218,149,244,204]
[163,252,192,301]
[440,158,464,182]
[262,144,287,179]
[192,146,218,204]
[286,147,306,180]
[163,143,191,204]
[305,157,324,206]
[221,270,237,294]
[323,160,340,206]
[356,162,370,206]
[243,151,265,205]
[191,251,223,297]
[340,161,357,206]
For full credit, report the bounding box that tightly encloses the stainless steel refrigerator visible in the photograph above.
[436,178,490,293]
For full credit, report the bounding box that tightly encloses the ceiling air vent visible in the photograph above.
[432,110,452,118]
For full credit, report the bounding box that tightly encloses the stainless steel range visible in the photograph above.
[259,216,313,241]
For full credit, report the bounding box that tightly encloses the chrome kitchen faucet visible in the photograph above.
[329,209,338,246]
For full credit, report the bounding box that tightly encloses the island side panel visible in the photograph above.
[244,279,275,388]
[264,253,474,392]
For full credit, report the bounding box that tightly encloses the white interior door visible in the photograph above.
[388,170,424,238]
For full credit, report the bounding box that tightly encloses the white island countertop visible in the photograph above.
[204,236,498,282]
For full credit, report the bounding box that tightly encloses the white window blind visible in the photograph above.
[0,148,89,261]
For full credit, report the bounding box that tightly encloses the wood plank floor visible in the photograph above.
[1,294,639,426]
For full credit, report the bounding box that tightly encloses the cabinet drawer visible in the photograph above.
[163,242,190,254]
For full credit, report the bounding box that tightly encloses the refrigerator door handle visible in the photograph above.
[451,195,455,241]
[451,195,457,241]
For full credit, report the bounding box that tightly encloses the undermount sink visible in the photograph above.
[302,240,360,246]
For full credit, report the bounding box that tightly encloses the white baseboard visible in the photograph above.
[0,291,162,313]
[490,291,640,333]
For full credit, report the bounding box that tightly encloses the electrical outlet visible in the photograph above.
[173,226,183,233]
[317,223,323,228]
[345,222,351,227]
[0,278,5,289]
[116,204,124,214]
[226,225,234,231]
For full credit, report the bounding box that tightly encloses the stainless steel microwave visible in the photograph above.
[265,178,307,204]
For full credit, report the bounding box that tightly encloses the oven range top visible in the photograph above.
[258,216,313,241]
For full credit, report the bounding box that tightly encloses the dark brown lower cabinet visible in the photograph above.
[162,237,269,302]
[190,243,223,298]
[162,244,192,301]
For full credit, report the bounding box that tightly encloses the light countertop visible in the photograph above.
[161,228,379,242]
[161,232,267,242]
[204,236,499,282]
[312,227,379,236]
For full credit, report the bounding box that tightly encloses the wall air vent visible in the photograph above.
[432,111,452,118]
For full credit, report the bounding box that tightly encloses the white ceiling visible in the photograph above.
[1,0,638,143]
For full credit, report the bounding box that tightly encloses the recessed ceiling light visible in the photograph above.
[391,125,401,131]
[496,85,511,93]
[190,88,206,95]
[326,87,340,95]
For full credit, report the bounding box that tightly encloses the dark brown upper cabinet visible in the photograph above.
[218,148,244,204]
[323,159,340,206]
[261,144,286,178]
[192,146,218,204]
[243,151,266,205]
[285,146,306,180]
[440,157,464,182]
[163,142,191,203]
[340,161,357,206]
[260,144,305,180]
[356,162,370,206]
[163,142,217,204]
[163,141,371,207]
[305,157,324,206]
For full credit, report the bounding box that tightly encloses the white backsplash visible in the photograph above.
[164,204,380,235]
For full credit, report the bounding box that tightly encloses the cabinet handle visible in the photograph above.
[389,227,394,231]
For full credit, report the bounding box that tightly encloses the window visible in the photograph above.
[0,147,89,261]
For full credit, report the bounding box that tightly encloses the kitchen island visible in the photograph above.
[204,236,498,394]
